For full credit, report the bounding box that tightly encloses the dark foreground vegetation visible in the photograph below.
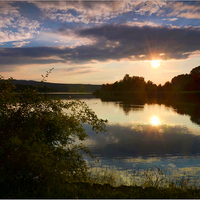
[1,70,200,198]
[0,71,107,198]
[1,180,200,198]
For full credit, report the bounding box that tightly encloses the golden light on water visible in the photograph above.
[151,116,160,126]
[151,60,160,68]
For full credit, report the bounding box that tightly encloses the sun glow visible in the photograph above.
[151,116,160,126]
[151,60,160,68]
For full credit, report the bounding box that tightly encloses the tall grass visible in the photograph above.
[87,163,200,189]
[1,165,200,198]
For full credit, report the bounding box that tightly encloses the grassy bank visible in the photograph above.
[1,166,200,198]
[1,180,200,198]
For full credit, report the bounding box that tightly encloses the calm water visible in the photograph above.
[60,94,200,186]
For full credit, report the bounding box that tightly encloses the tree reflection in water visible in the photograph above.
[99,92,200,126]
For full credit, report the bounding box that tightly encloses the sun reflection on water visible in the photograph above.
[151,116,160,126]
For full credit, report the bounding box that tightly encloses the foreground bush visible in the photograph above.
[0,73,107,191]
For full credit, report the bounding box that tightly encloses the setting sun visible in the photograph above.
[151,60,160,68]
[151,116,160,126]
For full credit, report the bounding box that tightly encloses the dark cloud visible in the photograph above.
[76,25,200,60]
[1,25,200,71]
[0,47,69,71]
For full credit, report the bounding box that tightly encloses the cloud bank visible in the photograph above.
[1,24,200,71]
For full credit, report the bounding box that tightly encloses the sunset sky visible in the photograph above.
[1,0,200,85]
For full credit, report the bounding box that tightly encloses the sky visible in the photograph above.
[0,0,200,85]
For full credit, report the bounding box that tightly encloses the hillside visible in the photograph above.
[12,79,101,92]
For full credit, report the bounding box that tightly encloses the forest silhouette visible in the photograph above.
[94,65,200,95]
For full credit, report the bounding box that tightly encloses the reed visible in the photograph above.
[1,165,200,198]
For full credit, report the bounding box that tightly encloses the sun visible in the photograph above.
[150,116,160,126]
[151,60,160,68]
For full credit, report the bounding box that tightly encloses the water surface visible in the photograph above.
[61,95,200,185]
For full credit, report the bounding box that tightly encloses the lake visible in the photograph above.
[59,93,200,186]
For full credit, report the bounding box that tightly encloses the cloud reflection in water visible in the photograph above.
[83,123,200,159]
[82,123,200,186]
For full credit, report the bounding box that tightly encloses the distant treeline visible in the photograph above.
[11,80,101,93]
[94,65,200,95]
[14,84,58,93]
